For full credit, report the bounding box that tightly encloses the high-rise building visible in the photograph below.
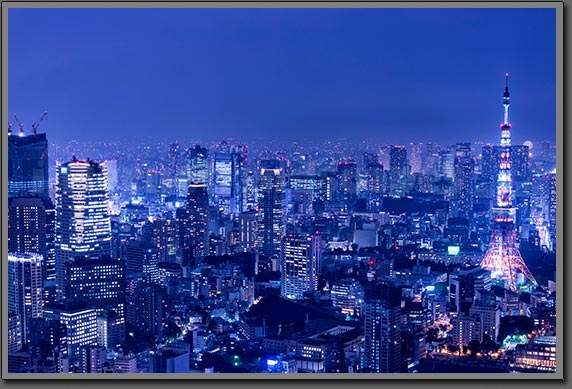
[365,162,384,210]
[408,142,423,174]
[124,240,160,283]
[337,160,357,208]
[186,183,209,265]
[55,158,112,300]
[239,210,258,252]
[8,132,49,199]
[245,170,258,211]
[257,160,285,259]
[213,140,233,215]
[43,303,99,372]
[8,196,56,282]
[437,149,455,179]
[469,304,501,342]
[153,216,177,264]
[280,234,321,300]
[8,313,23,353]
[363,281,402,373]
[231,145,247,215]
[453,143,475,218]
[389,146,408,194]
[331,278,364,317]
[63,257,126,320]
[187,145,209,186]
[8,253,44,346]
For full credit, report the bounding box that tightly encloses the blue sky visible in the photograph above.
[8,7,556,145]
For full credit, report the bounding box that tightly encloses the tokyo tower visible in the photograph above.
[480,74,538,292]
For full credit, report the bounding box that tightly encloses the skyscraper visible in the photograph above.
[8,196,56,282]
[186,183,209,265]
[55,158,112,300]
[8,132,49,199]
[280,234,321,300]
[213,140,233,215]
[363,281,402,373]
[257,160,285,259]
[389,146,408,194]
[187,145,209,186]
[8,253,44,346]
[337,160,357,209]
[453,143,475,218]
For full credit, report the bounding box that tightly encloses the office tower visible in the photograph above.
[239,210,258,252]
[363,281,402,373]
[245,170,257,211]
[453,143,475,218]
[8,314,23,353]
[186,183,209,264]
[337,160,357,208]
[389,146,408,194]
[126,285,166,335]
[280,234,321,300]
[213,140,233,215]
[408,142,423,174]
[331,278,365,316]
[63,257,126,318]
[422,142,436,175]
[187,145,209,186]
[97,310,125,349]
[470,304,501,342]
[231,145,247,214]
[257,160,286,259]
[79,345,107,373]
[8,132,49,198]
[153,216,177,264]
[451,315,482,346]
[43,303,98,372]
[437,149,455,179]
[481,144,497,183]
[55,158,112,300]
[322,172,338,202]
[365,162,384,210]
[8,196,56,282]
[288,175,327,202]
[104,160,119,193]
[8,253,44,346]
[481,75,537,291]
[124,240,160,283]
[167,141,181,180]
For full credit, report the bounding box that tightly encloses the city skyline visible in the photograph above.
[8,8,556,145]
[5,5,559,377]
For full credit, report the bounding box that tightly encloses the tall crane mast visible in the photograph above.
[31,111,48,135]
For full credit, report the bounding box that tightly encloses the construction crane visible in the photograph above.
[13,113,25,136]
[31,111,48,135]
[8,122,13,136]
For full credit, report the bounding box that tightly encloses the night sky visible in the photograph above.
[8,7,556,145]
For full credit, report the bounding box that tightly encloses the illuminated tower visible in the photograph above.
[480,75,537,291]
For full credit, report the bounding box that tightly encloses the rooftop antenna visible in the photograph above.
[31,111,48,135]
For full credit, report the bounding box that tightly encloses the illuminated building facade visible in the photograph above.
[363,281,402,373]
[187,145,209,186]
[8,253,44,346]
[280,234,321,300]
[8,196,56,282]
[453,143,475,218]
[257,160,285,259]
[55,158,112,300]
[331,278,364,317]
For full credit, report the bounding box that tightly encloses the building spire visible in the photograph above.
[503,73,510,124]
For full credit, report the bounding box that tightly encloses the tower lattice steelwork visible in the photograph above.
[480,74,537,292]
